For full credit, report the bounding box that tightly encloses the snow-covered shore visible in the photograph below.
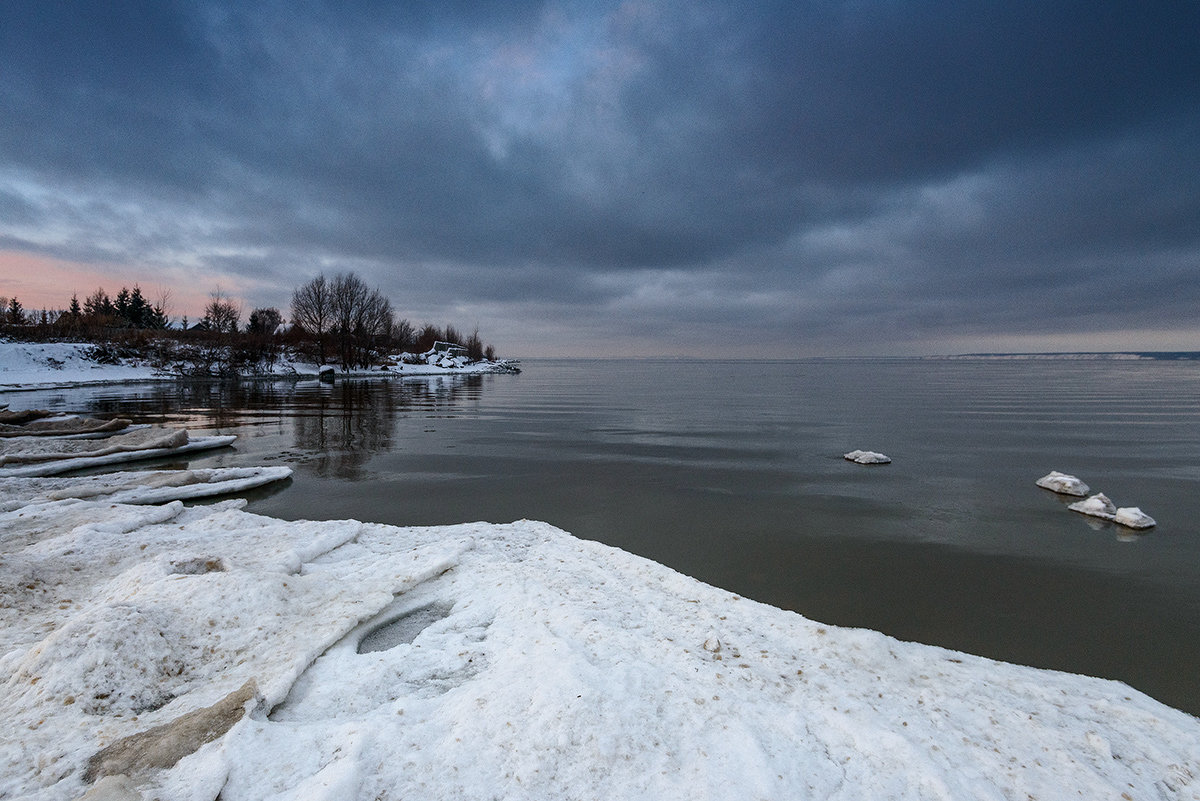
[0,341,518,392]
[2,350,1198,799]
[2,494,1198,800]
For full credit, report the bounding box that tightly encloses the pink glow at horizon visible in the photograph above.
[0,250,216,323]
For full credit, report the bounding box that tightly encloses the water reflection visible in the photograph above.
[292,381,397,479]
[56,374,491,481]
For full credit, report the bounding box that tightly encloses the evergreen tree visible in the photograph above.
[114,287,132,325]
[127,286,149,327]
[147,303,169,329]
[7,297,24,325]
[84,288,115,319]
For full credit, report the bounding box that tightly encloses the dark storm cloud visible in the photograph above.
[1,0,1198,354]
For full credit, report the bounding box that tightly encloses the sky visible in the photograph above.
[1,0,1198,358]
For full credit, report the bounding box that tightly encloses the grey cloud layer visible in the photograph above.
[2,0,1197,353]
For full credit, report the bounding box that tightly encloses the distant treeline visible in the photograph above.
[0,271,498,371]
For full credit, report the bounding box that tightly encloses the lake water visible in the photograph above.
[17,358,1200,716]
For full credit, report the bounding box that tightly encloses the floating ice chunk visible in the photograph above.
[1113,507,1156,530]
[1035,471,1090,496]
[1068,493,1117,520]
[844,449,891,464]
[1068,494,1157,529]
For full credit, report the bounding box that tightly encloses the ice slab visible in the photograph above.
[0,427,188,465]
[0,434,236,477]
[0,466,292,511]
[1068,492,1117,519]
[1036,470,1090,496]
[844,449,891,464]
[1113,506,1157,530]
[0,414,131,438]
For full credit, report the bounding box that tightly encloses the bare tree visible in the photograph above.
[203,288,241,335]
[154,286,174,329]
[328,273,398,368]
[392,318,415,351]
[330,273,369,369]
[354,288,394,368]
[465,327,484,361]
[291,274,332,363]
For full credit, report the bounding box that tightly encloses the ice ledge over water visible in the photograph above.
[1,501,1196,800]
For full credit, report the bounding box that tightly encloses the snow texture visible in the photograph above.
[844,449,891,464]
[1035,471,1091,497]
[1,498,1196,800]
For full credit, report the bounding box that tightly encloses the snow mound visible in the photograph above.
[1036,470,1090,496]
[844,449,891,464]
[1,501,1196,800]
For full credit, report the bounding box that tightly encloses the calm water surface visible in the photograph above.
[17,359,1200,716]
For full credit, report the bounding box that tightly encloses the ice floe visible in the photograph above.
[1068,492,1117,518]
[1038,474,1157,530]
[1035,470,1091,496]
[1114,507,1158,529]
[1,500,1196,801]
[1067,493,1158,530]
[844,449,891,464]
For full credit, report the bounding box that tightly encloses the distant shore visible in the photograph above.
[932,350,1200,360]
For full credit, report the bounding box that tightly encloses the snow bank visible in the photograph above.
[0,341,519,390]
[1,500,1196,800]
[0,342,165,391]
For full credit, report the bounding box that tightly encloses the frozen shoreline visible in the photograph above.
[0,341,518,392]
[1,495,1198,800]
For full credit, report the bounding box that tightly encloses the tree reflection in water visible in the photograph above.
[292,381,395,478]
[67,374,488,481]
